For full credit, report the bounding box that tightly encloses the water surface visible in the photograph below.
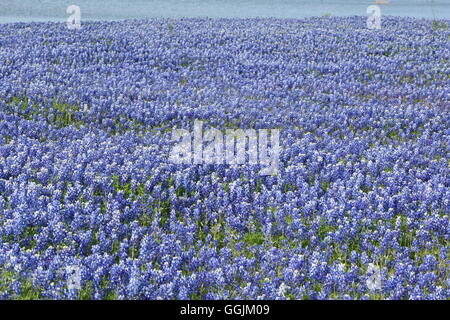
[0,0,448,23]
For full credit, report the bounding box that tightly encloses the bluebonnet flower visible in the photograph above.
[0,16,448,300]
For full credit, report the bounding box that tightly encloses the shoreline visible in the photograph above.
[1,15,450,25]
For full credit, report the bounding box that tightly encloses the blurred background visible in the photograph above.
[0,0,448,23]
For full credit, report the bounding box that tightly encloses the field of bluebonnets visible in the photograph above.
[0,16,449,300]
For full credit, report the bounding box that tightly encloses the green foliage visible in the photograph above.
[321,180,330,192]
[9,96,84,128]
[112,175,146,200]
[78,281,94,300]
[318,220,337,240]
[360,184,372,194]
[242,232,264,246]
[181,59,190,68]
[0,270,43,300]
[255,178,263,193]
[432,20,447,30]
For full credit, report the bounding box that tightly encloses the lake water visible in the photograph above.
[0,0,449,23]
